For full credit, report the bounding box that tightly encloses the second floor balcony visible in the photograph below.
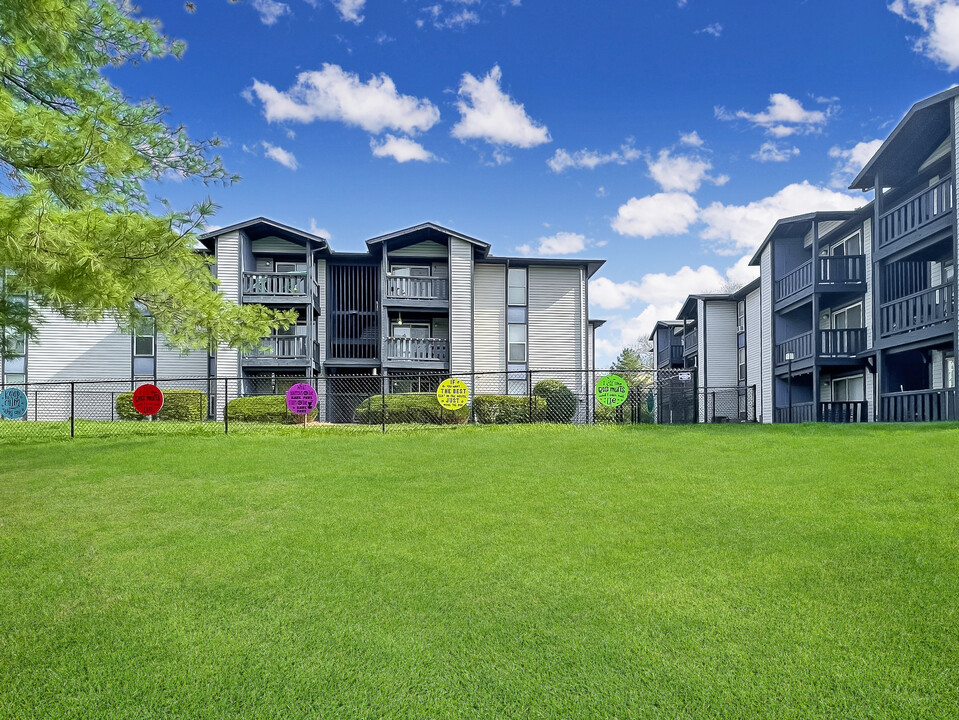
[776,327,867,366]
[242,271,311,302]
[879,281,955,338]
[657,344,684,368]
[384,275,449,305]
[776,255,866,303]
[242,335,319,367]
[385,336,449,365]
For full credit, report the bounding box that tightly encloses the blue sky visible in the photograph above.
[118,0,959,364]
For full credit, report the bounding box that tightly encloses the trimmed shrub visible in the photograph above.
[473,395,546,424]
[595,396,653,425]
[533,379,578,423]
[226,395,318,424]
[355,393,468,425]
[116,389,207,421]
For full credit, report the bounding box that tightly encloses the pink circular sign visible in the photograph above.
[286,383,318,415]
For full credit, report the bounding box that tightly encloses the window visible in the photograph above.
[831,302,863,330]
[945,263,955,284]
[508,324,527,362]
[737,300,746,333]
[508,268,527,306]
[738,347,746,381]
[390,265,431,277]
[133,317,155,357]
[391,322,430,339]
[3,373,25,388]
[275,261,306,274]
[3,330,26,357]
[827,232,862,257]
[946,353,955,389]
[833,375,865,402]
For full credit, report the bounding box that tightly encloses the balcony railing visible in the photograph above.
[879,175,954,248]
[385,275,449,302]
[683,332,698,352]
[818,328,866,358]
[242,272,308,296]
[881,389,956,422]
[774,402,815,423]
[657,344,685,367]
[776,260,813,302]
[776,331,813,365]
[878,281,955,338]
[386,337,449,363]
[818,255,865,285]
[245,335,308,359]
[819,401,868,423]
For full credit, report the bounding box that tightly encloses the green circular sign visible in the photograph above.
[596,374,628,408]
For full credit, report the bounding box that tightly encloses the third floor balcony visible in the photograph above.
[879,175,954,249]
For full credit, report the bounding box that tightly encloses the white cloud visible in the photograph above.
[647,149,728,192]
[596,186,607,197]
[611,192,700,238]
[331,0,365,23]
[252,0,290,24]
[589,277,645,309]
[517,231,600,256]
[699,181,861,255]
[752,141,800,163]
[547,142,641,172]
[309,218,331,238]
[889,0,959,70]
[715,93,831,136]
[491,148,512,165]
[828,139,884,188]
[679,131,704,147]
[370,134,437,163]
[262,142,298,170]
[451,65,551,148]
[697,22,722,37]
[248,64,440,135]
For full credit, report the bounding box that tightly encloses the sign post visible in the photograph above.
[286,383,318,427]
[132,384,164,420]
[0,387,28,420]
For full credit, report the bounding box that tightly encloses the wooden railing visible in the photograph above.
[385,337,449,362]
[245,335,308,359]
[818,328,866,357]
[242,272,308,296]
[774,402,815,423]
[385,275,449,301]
[684,332,698,352]
[658,344,684,367]
[881,389,956,422]
[776,260,813,302]
[878,281,955,337]
[776,331,813,364]
[879,175,954,247]
[819,401,868,423]
[818,255,865,285]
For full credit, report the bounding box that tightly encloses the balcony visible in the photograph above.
[881,389,956,422]
[818,328,866,358]
[774,402,815,423]
[242,272,309,301]
[776,331,813,365]
[385,337,449,364]
[657,344,685,368]
[384,275,449,305]
[774,401,867,423]
[683,332,698,354]
[878,281,955,338]
[243,335,310,366]
[879,175,954,248]
[818,255,866,287]
[775,260,813,303]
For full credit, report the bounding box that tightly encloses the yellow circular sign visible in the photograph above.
[436,378,470,410]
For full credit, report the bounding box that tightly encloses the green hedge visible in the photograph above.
[226,395,318,424]
[473,395,546,424]
[533,379,578,423]
[595,397,653,425]
[116,389,207,421]
[355,393,468,425]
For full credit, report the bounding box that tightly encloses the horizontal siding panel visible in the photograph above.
[390,241,448,258]
[27,308,131,382]
[251,237,306,255]
[157,334,208,378]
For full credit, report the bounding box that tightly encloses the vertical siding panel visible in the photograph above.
[315,258,327,366]
[745,289,762,399]
[215,230,241,416]
[449,238,473,382]
[760,246,774,423]
[704,301,739,386]
[528,266,583,391]
[863,218,875,420]
[473,264,506,393]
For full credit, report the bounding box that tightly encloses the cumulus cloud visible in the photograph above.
[716,93,832,137]
[252,0,290,24]
[828,139,884,188]
[331,0,365,23]
[752,141,800,163]
[699,181,861,255]
[262,142,298,170]
[611,192,700,239]
[647,149,728,192]
[247,64,440,135]
[697,22,722,37]
[679,131,704,147]
[517,231,604,256]
[547,142,641,172]
[889,0,959,70]
[309,218,331,238]
[370,134,437,163]
[451,65,551,148]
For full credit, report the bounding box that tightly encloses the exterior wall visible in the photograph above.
[703,301,739,386]
[250,237,307,255]
[473,263,506,393]
[528,266,584,380]
[390,240,448,258]
[863,218,875,419]
[448,238,474,382]
[745,288,763,412]
[156,335,208,377]
[27,308,130,382]
[696,300,706,391]
[215,230,241,417]
[760,246,774,423]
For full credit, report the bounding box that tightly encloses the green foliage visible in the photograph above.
[115,389,206,421]
[533,379,578,423]
[355,393,469,425]
[473,395,546,424]
[0,1,294,349]
[226,395,317,424]
[595,395,654,425]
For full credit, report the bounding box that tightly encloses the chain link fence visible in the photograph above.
[0,369,756,441]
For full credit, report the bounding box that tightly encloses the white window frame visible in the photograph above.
[831,301,864,330]
[275,261,306,274]
[508,268,527,306]
[825,231,862,257]
[737,300,746,333]
[133,317,155,357]
[738,346,746,381]
[390,264,431,277]
[391,322,431,339]
[946,353,955,389]
[832,375,865,402]
[508,323,527,363]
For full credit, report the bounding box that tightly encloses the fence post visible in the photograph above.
[223,378,229,435]
[381,374,386,434]
[710,391,716,423]
[70,382,75,438]
[34,391,37,422]
[528,369,533,423]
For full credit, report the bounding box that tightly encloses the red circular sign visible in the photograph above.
[132,384,164,416]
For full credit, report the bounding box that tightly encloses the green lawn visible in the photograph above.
[1,424,957,719]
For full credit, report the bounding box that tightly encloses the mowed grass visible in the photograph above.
[1,424,957,719]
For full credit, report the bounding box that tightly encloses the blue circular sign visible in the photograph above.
[0,387,27,419]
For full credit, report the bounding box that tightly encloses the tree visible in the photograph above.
[0,1,293,354]
[610,338,653,373]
